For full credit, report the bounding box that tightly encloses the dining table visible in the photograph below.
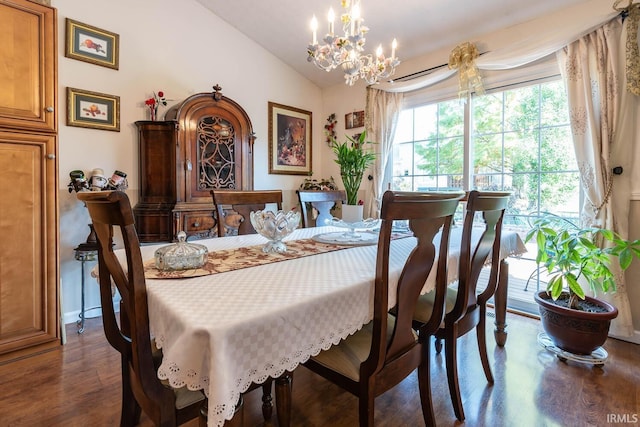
[95,224,526,427]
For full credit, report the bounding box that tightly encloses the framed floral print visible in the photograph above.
[65,18,119,70]
[268,102,312,175]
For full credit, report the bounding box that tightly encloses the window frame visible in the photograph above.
[387,74,584,314]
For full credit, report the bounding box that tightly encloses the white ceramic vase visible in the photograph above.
[342,204,364,223]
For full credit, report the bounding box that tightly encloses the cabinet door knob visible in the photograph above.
[46,153,56,159]
[193,221,200,227]
[186,159,192,171]
[45,106,54,113]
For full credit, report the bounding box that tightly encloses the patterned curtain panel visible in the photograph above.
[364,88,403,218]
[557,15,637,338]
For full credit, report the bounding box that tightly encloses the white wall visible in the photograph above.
[319,83,369,190]
[53,0,325,323]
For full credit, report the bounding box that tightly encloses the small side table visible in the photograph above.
[74,239,99,334]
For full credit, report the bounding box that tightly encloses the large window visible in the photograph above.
[390,78,581,312]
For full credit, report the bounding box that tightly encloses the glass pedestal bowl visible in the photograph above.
[326,217,380,239]
[250,210,301,253]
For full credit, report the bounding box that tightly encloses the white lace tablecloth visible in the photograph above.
[97,225,526,427]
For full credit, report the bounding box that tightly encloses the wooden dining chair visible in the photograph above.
[78,191,206,427]
[411,190,510,421]
[79,191,283,426]
[211,189,283,236]
[302,190,463,427]
[296,189,346,228]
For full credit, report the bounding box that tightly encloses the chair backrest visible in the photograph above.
[211,190,283,236]
[450,190,510,322]
[363,190,463,378]
[77,191,179,422]
[296,189,346,228]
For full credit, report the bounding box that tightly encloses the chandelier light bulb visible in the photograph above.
[351,3,360,35]
[307,0,400,85]
[328,8,335,34]
[352,3,360,19]
[310,15,318,45]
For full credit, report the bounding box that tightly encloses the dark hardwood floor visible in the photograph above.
[0,311,638,426]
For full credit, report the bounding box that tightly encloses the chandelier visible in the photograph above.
[307,0,400,86]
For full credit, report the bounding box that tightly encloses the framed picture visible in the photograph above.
[268,102,312,175]
[345,110,365,129]
[65,18,119,70]
[67,87,120,132]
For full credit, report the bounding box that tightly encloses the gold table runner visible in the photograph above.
[144,238,348,279]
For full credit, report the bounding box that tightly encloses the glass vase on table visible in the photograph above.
[327,204,379,241]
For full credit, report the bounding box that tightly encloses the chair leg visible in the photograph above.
[358,387,375,427]
[477,305,494,384]
[494,260,509,347]
[444,333,465,421]
[275,372,293,427]
[261,378,273,420]
[199,401,208,427]
[418,341,436,427]
[120,357,141,427]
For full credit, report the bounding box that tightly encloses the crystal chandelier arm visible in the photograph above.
[307,0,400,86]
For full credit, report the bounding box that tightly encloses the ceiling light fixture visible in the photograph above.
[307,0,400,86]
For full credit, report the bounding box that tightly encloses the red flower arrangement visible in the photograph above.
[324,113,337,145]
[144,90,167,121]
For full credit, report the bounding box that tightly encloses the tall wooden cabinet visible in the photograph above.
[133,121,179,242]
[134,86,255,242]
[0,0,59,362]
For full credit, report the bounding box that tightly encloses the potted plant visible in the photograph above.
[525,215,640,354]
[330,131,376,222]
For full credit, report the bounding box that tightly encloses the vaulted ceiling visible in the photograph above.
[196,0,598,88]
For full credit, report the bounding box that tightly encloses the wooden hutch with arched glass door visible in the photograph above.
[133,85,255,242]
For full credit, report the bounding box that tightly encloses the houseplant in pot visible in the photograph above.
[330,131,376,223]
[525,215,640,355]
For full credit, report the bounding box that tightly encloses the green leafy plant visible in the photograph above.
[330,131,376,205]
[525,214,640,310]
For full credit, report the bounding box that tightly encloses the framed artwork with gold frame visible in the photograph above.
[67,87,120,132]
[65,18,119,70]
[268,102,312,175]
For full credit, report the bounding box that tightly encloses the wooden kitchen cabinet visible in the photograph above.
[0,132,59,362]
[134,86,255,242]
[0,0,57,133]
[0,0,59,363]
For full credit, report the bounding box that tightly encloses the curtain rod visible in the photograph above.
[392,62,449,82]
[391,51,488,83]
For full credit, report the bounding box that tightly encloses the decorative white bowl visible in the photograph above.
[250,210,300,253]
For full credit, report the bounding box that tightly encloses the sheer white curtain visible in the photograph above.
[558,14,638,337]
[376,5,616,94]
[364,87,403,218]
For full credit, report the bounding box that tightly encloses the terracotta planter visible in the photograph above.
[535,291,618,355]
